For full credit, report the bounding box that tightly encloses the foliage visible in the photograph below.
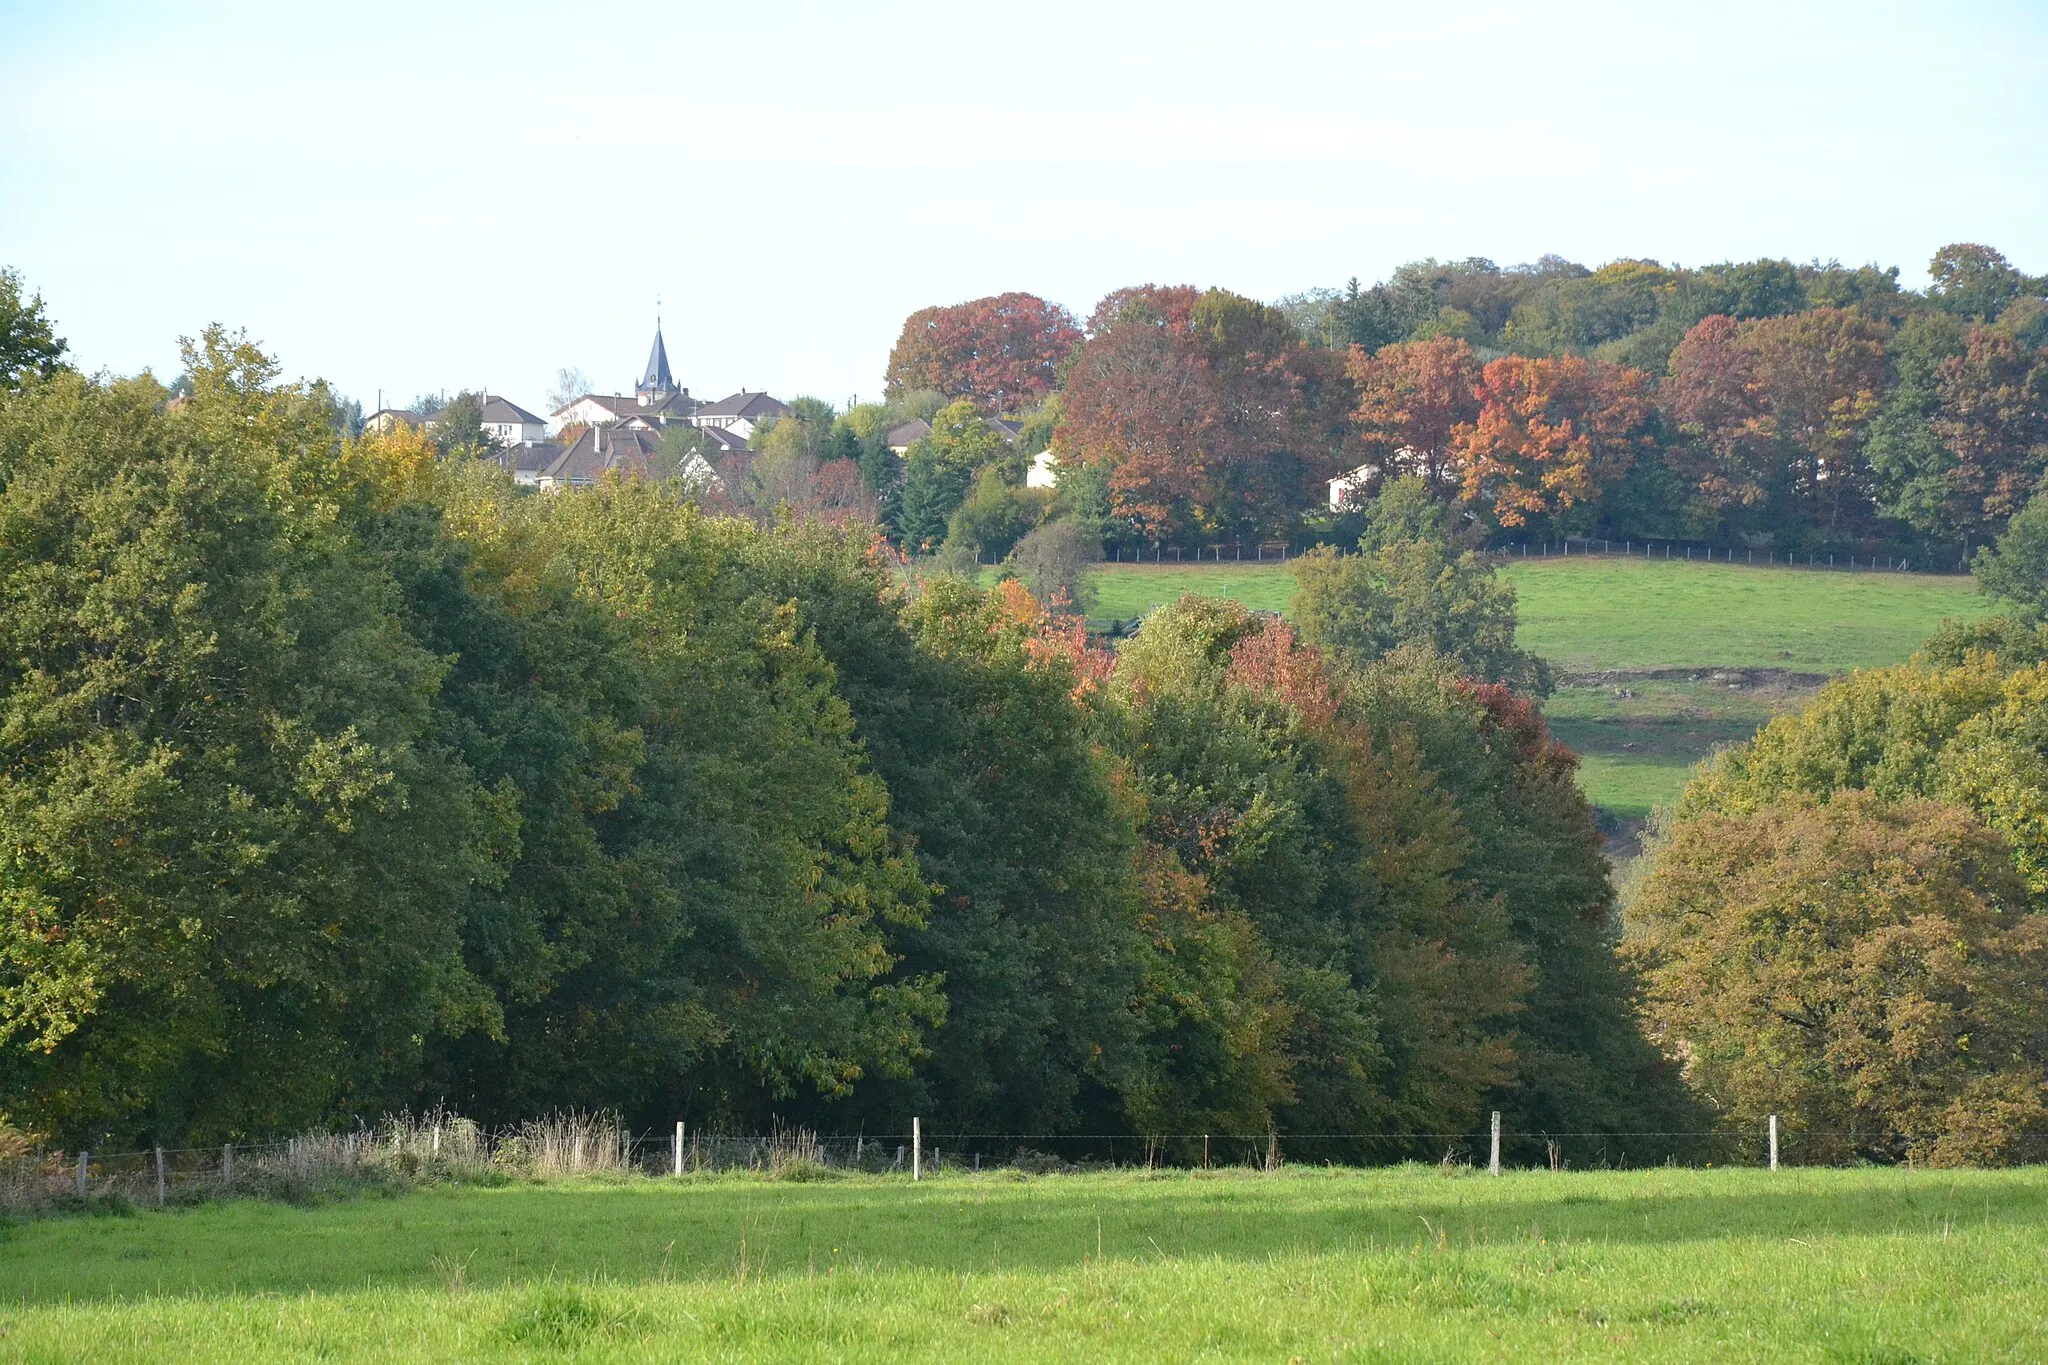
[944,465,1043,562]
[884,293,1082,414]
[0,336,498,1142]
[1975,487,2048,615]
[1630,625,2048,1163]
[1007,518,1099,613]
[1346,337,1482,490]
[1289,481,1550,693]
[1627,792,2048,1165]
[1056,286,1349,547]
[0,268,67,390]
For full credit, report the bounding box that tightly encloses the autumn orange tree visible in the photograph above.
[1454,353,1654,528]
[1346,336,1483,490]
[1056,285,1350,547]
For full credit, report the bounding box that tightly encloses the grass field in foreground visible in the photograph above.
[1084,556,1990,823]
[2,1166,2042,1361]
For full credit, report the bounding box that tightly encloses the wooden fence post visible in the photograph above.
[1489,1112,1501,1177]
[912,1117,921,1181]
[222,1143,233,1189]
[1769,1114,1779,1171]
[154,1146,166,1207]
[75,1150,87,1198]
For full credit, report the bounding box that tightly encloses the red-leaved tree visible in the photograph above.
[1664,314,1772,513]
[883,292,1082,414]
[1056,285,1351,545]
[1932,327,2048,540]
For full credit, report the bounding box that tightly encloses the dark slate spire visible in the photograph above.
[638,321,674,400]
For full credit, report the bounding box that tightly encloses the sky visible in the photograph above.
[2,0,2044,416]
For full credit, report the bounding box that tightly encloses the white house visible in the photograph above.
[363,408,423,435]
[1327,462,1379,510]
[688,391,791,442]
[479,396,548,447]
[1025,449,1059,489]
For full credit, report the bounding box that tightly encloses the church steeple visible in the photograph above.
[637,318,674,404]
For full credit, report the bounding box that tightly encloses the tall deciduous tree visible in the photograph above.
[1930,328,2048,540]
[884,293,1082,414]
[1627,792,2048,1165]
[1743,306,1891,531]
[1057,285,1349,546]
[1663,314,1772,514]
[1456,354,1654,528]
[0,268,67,390]
[1346,337,1483,490]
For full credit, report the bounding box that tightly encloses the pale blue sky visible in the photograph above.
[2,0,2043,415]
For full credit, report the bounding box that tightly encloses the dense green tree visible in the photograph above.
[1008,518,1098,613]
[0,268,67,390]
[1290,479,1550,693]
[428,391,500,458]
[1929,243,2034,323]
[0,337,500,1144]
[1976,488,2048,617]
[944,465,1043,561]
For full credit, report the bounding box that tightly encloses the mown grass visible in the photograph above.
[1083,556,1990,822]
[2,1166,2042,1360]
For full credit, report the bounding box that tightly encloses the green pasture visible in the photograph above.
[3,1166,2043,1360]
[1084,556,1990,823]
[1088,555,1985,674]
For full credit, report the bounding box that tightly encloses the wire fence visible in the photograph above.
[1502,536,1957,573]
[1099,536,1965,573]
[0,1108,1852,1218]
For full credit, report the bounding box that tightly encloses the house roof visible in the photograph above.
[699,425,749,452]
[552,390,698,423]
[501,442,562,474]
[885,418,932,448]
[367,408,424,427]
[479,395,545,426]
[990,417,1023,439]
[695,390,789,421]
[543,424,665,483]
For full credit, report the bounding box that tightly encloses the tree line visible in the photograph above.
[875,245,2047,569]
[0,307,1694,1152]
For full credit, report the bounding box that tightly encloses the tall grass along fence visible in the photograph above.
[3,1111,1820,1217]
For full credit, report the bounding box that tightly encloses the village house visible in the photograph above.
[479,395,548,447]
[686,389,790,442]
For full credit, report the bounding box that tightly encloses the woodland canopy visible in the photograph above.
[0,326,1691,1152]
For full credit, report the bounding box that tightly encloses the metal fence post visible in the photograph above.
[912,1117,921,1181]
[674,1121,684,1177]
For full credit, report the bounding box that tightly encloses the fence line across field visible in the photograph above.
[8,1110,1805,1210]
[1102,537,1960,572]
